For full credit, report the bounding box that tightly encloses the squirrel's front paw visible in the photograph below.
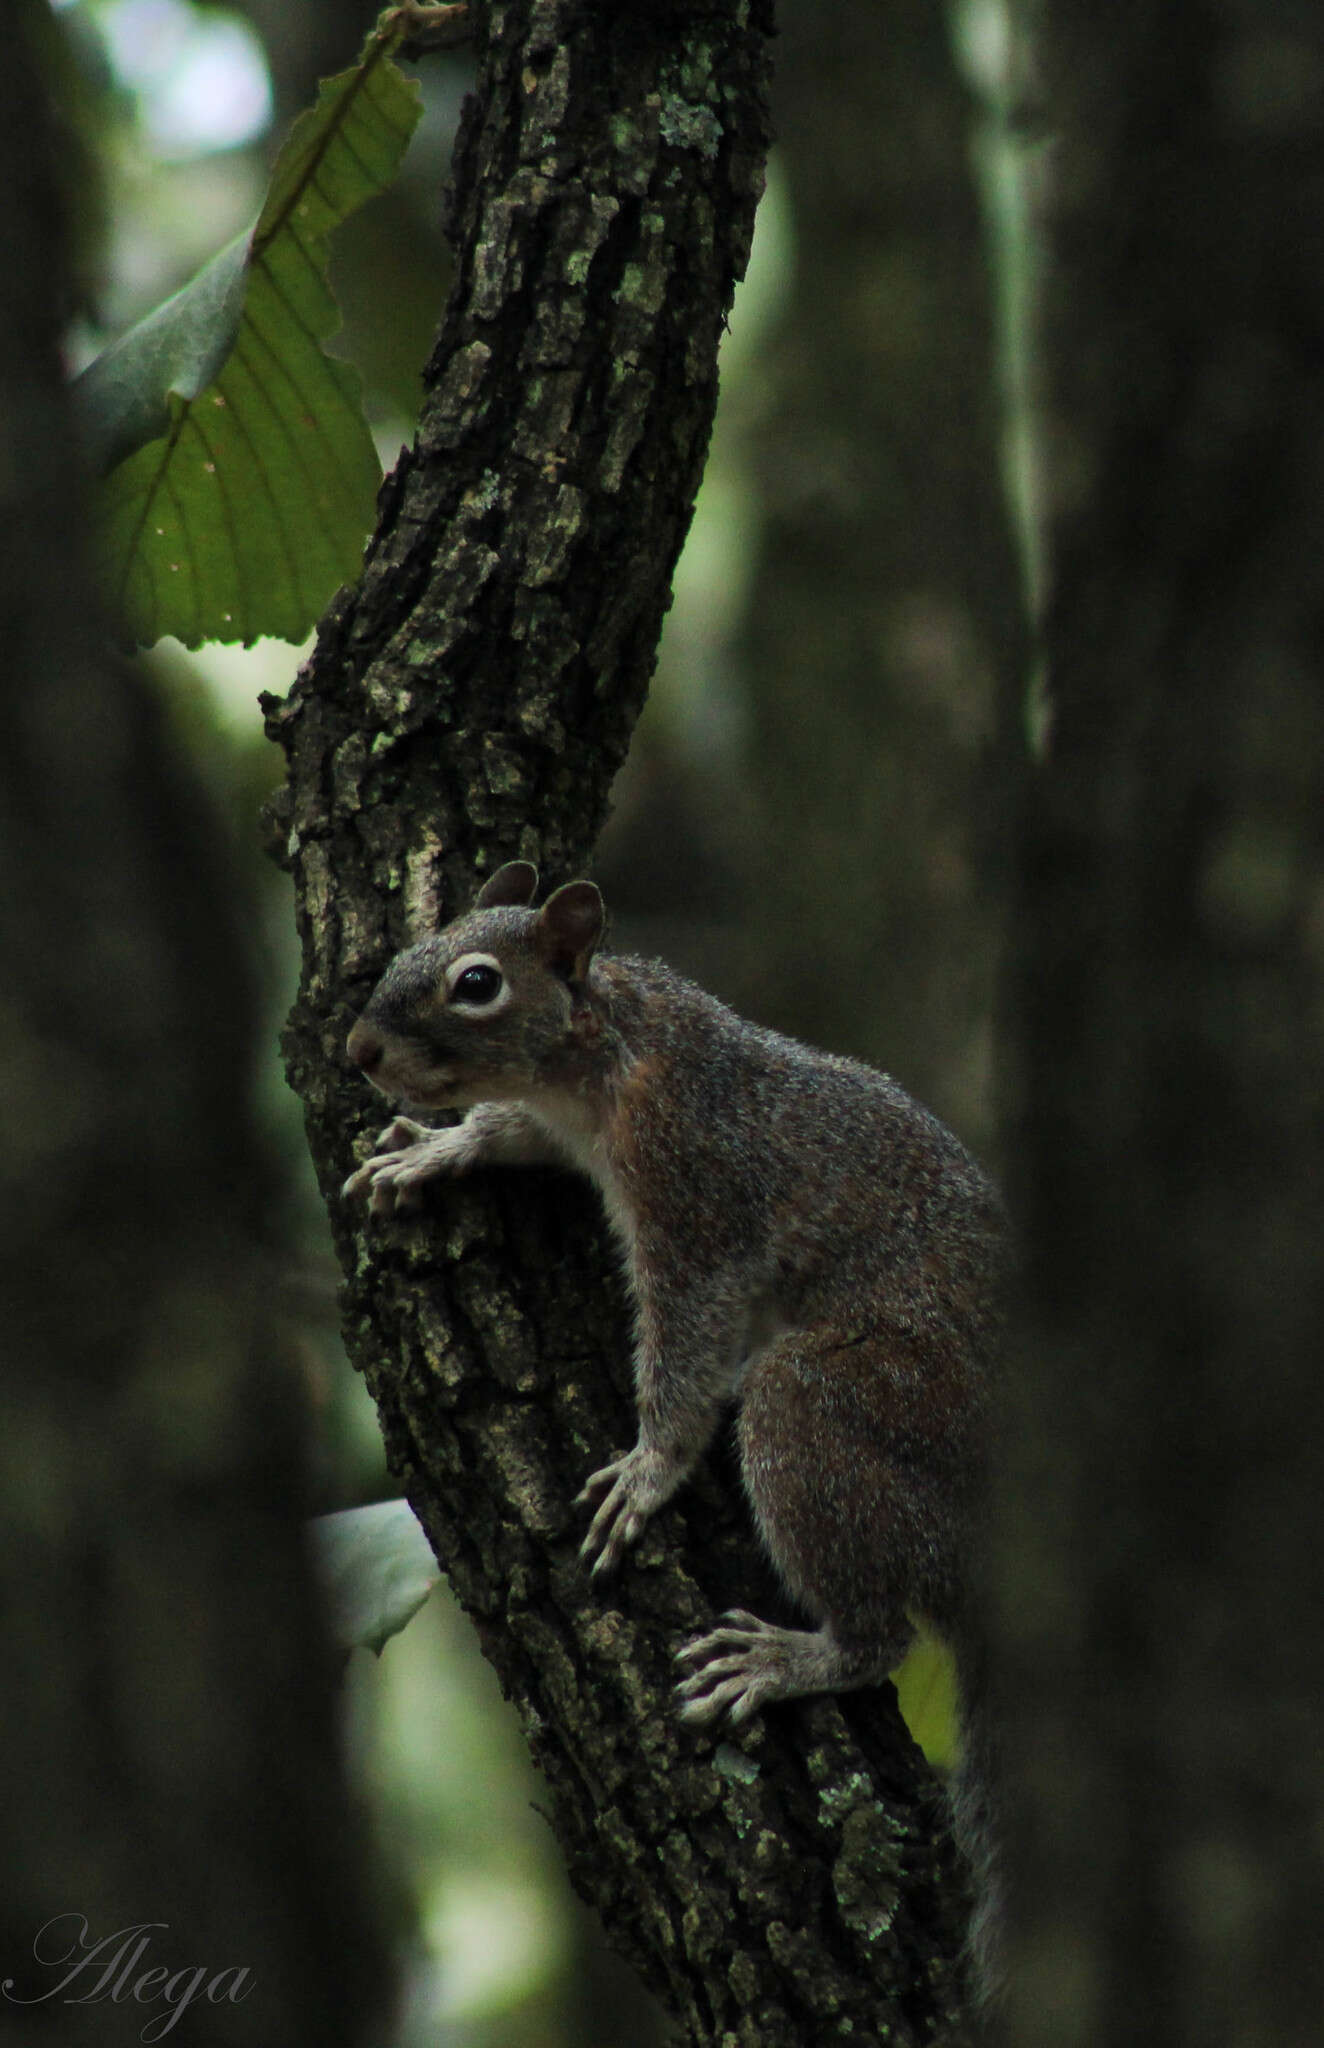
[342,1118,470,1216]
[576,1444,683,1576]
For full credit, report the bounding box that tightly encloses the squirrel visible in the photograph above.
[342,860,1008,1993]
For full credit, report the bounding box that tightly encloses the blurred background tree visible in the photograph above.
[597,2,1025,1158]
[2,8,387,2043]
[39,0,1024,2039]
[997,4,1324,2041]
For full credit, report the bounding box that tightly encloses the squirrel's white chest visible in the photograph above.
[524,1089,640,1262]
[522,1083,782,1398]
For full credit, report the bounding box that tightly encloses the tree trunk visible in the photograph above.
[268,1,980,2039]
[999,5,1324,2041]
[1,8,385,2041]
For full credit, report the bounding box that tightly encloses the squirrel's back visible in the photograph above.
[583,951,1006,1358]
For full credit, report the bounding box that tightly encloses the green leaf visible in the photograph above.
[86,30,421,647]
[893,1625,960,1770]
[310,1499,441,1656]
[77,234,251,477]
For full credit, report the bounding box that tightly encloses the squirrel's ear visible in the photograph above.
[536,881,604,983]
[474,860,539,909]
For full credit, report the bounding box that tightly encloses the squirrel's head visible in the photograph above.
[345,862,605,1108]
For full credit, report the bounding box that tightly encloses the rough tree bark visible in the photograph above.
[268,1,979,2041]
[999,4,1324,2043]
[1,9,385,2042]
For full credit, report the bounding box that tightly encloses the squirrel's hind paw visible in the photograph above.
[676,1613,911,1727]
[675,1612,893,1727]
[674,1610,789,1726]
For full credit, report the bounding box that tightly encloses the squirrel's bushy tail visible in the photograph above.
[950,1624,1004,2010]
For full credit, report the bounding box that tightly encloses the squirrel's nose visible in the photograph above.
[347,1020,384,1073]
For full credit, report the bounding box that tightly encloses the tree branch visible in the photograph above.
[268,1,975,2037]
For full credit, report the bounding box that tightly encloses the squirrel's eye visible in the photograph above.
[452,963,503,1006]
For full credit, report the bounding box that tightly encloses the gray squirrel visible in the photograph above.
[343,861,1008,1989]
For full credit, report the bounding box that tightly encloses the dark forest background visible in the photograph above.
[6,1,1324,2043]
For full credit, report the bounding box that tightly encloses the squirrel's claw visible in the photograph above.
[343,1116,429,1199]
[576,1461,641,1574]
[342,1149,424,1212]
[577,1443,683,1575]
[675,1610,767,1661]
[673,1612,788,1726]
[343,1118,469,1213]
